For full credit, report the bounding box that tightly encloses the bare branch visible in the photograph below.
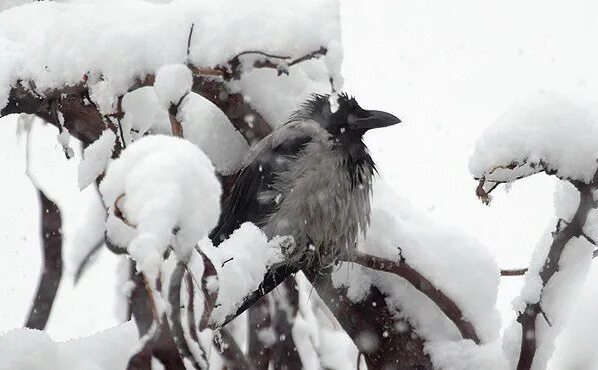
[25,189,63,330]
[500,268,529,277]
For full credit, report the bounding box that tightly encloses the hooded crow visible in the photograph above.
[210,93,400,268]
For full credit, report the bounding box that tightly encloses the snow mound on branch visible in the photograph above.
[154,64,193,108]
[470,92,598,183]
[121,87,171,143]
[202,222,292,325]
[0,322,138,370]
[78,129,116,190]
[364,181,501,343]
[177,92,249,175]
[332,180,503,367]
[99,135,221,280]
[0,0,341,109]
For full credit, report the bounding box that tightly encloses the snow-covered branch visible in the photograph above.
[347,252,480,344]
[471,92,598,369]
[515,174,598,370]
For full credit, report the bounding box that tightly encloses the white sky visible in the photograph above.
[341,0,598,329]
[1,0,598,344]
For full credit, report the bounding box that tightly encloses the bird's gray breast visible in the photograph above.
[261,137,372,264]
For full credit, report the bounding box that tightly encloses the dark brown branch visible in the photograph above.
[214,328,253,370]
[73,238,103,284]
[128,272,186,370]
[25,189,63,330]
[247,296,272,369]
[305,270,432,369]
[348,252,480,344]
[271,276,302,369]
[501,268,529,277]
[516,174,598,370]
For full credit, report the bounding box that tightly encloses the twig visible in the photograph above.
[187,23,195,58]
[73,238,104,284]
[500,268,528,277]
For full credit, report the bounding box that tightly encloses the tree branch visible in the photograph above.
[304,270,432,369]
[516,174,598,370]
[247,295,272,369]
[347,252,480,344]
[25,189,63,330]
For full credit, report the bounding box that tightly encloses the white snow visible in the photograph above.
[548,262,598,369]
[100,135,221,280]
[0,322,138,370]
[88,80,118,116]
[202,223,292,325]
[177,92,249,175]
[154,64,193,108]
[121,86,171,144]
[233,58,336,128]
[0,0,341,113]
[470,92,598,183]
[330,180,504,368]
[77,129,116,190]
[362,180,501,343]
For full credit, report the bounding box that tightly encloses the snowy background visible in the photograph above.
[2,0,598,368]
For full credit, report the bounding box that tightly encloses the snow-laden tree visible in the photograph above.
[1,1,597,369]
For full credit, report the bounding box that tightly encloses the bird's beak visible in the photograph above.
[348,110,401,130]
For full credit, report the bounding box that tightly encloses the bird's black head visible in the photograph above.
[291,93,401,185]
[292,93,401,138]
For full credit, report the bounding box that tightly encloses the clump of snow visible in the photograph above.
[234,58,336,127]
[470,92,598,183]
[362,180,501,343]
[78,130,116,190]
[177,92,249,175]
[154,64,193,108]
[0,322,138,370]
[0,0,341,112]
[121,86,170,144]
[99,135,221,280]
[89,80,118,116]
[330,180,504,368]
[203,222,292,325]
[426,339,508,370]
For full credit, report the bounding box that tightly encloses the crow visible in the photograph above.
[210,93,400,319]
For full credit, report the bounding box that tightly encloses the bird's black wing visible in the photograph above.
[209,132,312,245]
